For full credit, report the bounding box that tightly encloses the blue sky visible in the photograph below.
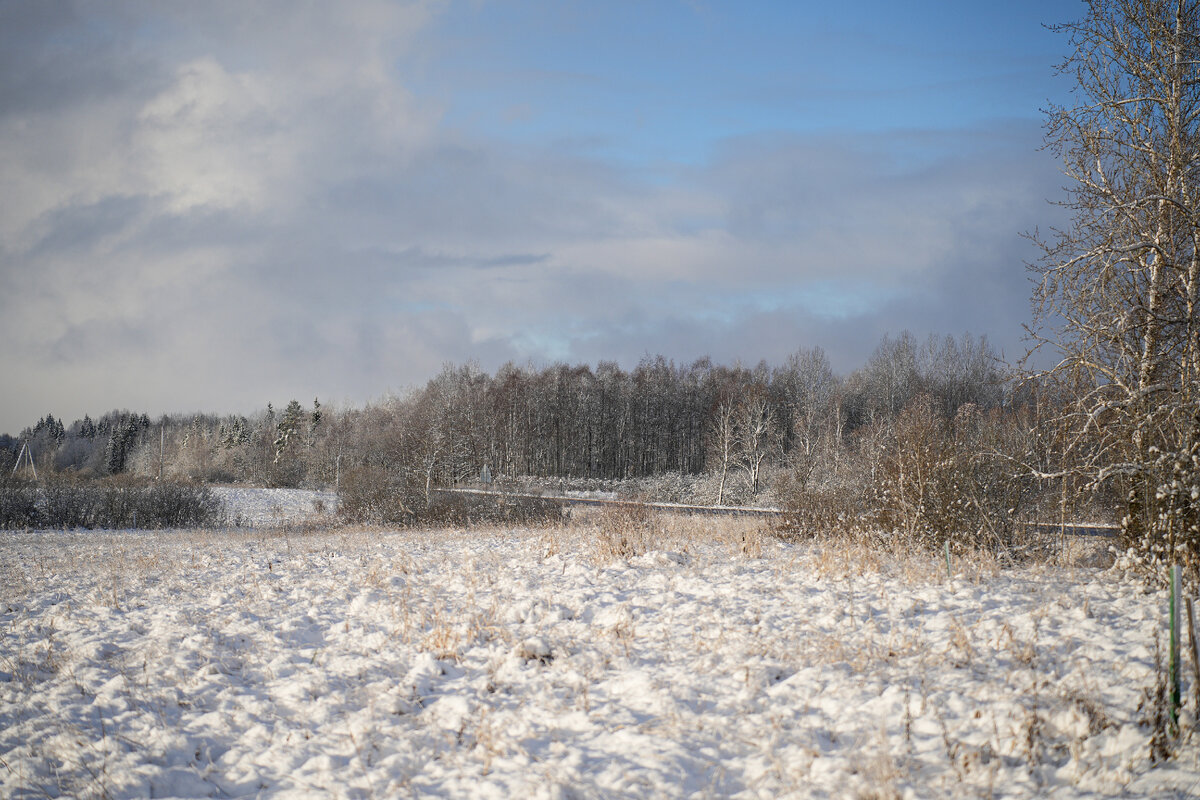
[411,1,1074,154]
[0,0,1081,432]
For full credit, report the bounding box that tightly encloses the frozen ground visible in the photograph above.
[1,520,1198,798]
[213,486,338,528]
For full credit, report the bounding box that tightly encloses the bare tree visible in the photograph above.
[1030,0,1200,560]
[776,347,840,488]
[708,393,739,506]
[846,331,923,427]
[735,385,779,498]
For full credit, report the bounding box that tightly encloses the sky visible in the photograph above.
[0,0,1081,434]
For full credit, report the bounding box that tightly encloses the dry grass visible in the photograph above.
[792,528,1006,585]
[0,515,1166,799]
[590,503,657,562]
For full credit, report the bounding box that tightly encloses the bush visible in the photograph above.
[863,396,1037,552]
[0,480,39,528]
[620,471,751,507]
[338,466,422,525]
[0,479,226,529]
[427,490,563,526]
[265,459,306,489]
[633,471,694,504]
[140,482,225,528]
[772,484,863,540]
[43,480,105,529]
[338,466,566,527]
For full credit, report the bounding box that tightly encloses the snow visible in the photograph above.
[1,522,1197,798]
[213,487,338,527]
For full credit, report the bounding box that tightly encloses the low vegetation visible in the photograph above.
[0,477,224,530]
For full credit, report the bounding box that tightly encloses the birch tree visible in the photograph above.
[708,394,738,505]
[735,386,778,498]
[1031,0,1200,561]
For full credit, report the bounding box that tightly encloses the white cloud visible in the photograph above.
[135,57,295,214]
[0,3,1063,434]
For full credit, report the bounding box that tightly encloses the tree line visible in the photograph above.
[5,330,1070,547]
[2,331,1006,495]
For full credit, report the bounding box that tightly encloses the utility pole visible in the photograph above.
[10,442,37,481]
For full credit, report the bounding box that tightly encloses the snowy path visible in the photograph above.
[0,525,1195,798]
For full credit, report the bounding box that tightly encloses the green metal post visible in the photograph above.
[1171,564,1181,730]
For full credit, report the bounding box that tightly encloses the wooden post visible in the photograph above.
[12,442,37,481]
[10,443,25,478]
[944,540,952,580]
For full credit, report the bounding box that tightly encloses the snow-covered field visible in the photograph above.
[213,487,338,528]
[1,519,1197,798]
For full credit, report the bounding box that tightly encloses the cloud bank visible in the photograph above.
[0,1,1066,433]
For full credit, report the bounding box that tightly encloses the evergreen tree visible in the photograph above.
[274,400,305,463]
[311,398,322,440]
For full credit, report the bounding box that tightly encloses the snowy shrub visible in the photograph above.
[1118,437,1200,578]
[0,481,39,528]
[138,482,225,528]
[338,466,421,524]
[773,484,862,540]
[339,467,564,526]
[691,470,752,506]
[426,491,563,525]
[42,479,105,529]
[0,479,225,530]
[618,471,752,507]
[637,471,692,504]
[868,396,1036,553]
[98,484,140,527]
[265,458,306,489]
